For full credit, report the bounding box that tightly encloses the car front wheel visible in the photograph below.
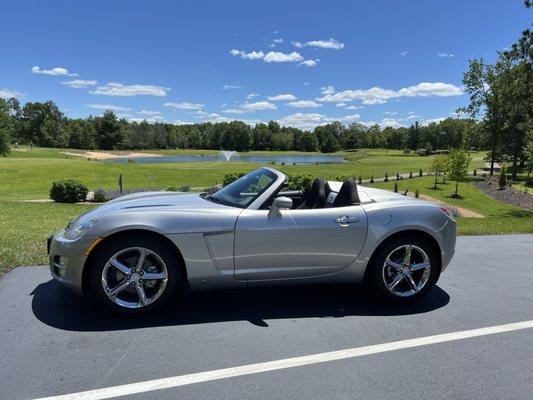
[370,235,439,303]
[88,236,181,314]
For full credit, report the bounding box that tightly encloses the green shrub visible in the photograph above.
[179,184,191,192]
[287,174,314,191]
[419,169,423,177]
[525,176,533,188]
[50,179,88,203]
[499,166,507,189]
[473,168,477,176]
[222,172,246,186]
[393,182,398,193]
[93,188,109,203]
[415,188,420,198]
[384,172,389,182]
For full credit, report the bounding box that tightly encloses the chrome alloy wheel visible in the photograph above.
[101,247,168,309]
[382,244,431,297]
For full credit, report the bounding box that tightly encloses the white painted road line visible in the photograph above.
[34,320,533,400]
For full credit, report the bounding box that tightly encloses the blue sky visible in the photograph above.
[0,0,530,130]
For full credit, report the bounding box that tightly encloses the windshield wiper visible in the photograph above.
[206,194,223,204]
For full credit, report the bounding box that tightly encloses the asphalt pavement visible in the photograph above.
[0,234,532,400]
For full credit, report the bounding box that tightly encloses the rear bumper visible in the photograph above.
[48,229,96,296]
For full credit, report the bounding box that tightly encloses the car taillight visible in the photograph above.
[440,206,453,219]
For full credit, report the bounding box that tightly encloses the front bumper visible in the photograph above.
[48,229,97,296]
[439,218,457,272]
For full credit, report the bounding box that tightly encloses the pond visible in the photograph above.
[107,154,347,165]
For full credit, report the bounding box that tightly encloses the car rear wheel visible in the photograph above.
[88,236,181,314]
[369,235,439,303]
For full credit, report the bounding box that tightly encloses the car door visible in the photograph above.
[234,206,368,281]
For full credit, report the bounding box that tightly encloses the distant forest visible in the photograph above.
[0,98,483,154]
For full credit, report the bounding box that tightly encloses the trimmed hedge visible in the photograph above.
[50,179,88,203]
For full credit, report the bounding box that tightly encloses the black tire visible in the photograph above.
[87,235,182,314]
[368,235,440,303]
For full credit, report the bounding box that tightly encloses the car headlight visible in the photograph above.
[63,219,98,240]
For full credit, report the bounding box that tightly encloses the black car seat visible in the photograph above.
[333,179,360,207]
[298,178,326,209]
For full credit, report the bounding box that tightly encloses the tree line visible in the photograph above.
[0,98,486,156]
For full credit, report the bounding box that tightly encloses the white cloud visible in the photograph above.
[298,38,345,50]
[86,104,131,111]
[164,102,204,110]
[263,51,303,63]
[116,113,134,119]
[346,105,363,110]
[138,110,162,116]
[221,108,248,114]
[196,111,220,119]
[230,49,265,60]
[277,112,326,130]
[61,79,97,88]
[222,84,241,90]
[0,88,23,99]
[303,82,311,86]
[128,116,165,123]
[299,59,318,67]
[325,114,360,122]
[316,82,463,104]
[273,38,283,43]
[246,92,259,99]
[438,52,454,58]
[422,117,446,126]
[268,94,297,101]
[320,86,335,95]
[336,103,346,107]
[406,114,421,119]
[31,66,77,76]
[397,82,462,97]
[241,101,277,110]
[380,118,402,128]
[383,111,397,115]
[287,100,322,108]
[399,51,408,56]
[90,82,169,96]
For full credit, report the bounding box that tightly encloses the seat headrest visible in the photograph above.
[305,177,326,208]
[333,179,360,207]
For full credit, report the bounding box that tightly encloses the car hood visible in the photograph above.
[70,192,227,226]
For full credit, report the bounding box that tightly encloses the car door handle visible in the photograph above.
[335,216,360,225]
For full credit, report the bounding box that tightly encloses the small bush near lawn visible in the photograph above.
[93,188,109,202]
[287,174,314,191]
[50,179,89,203]
[223,172,246,186]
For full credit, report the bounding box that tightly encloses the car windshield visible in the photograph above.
[206,169,278,208]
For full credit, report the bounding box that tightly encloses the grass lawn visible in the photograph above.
[0,146,527,274]
[0,202,95,275]
[366,177,533,235]
[0,146,486,201]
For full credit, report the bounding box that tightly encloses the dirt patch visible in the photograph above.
[60,151,161,160]
[407,193,485,218]
[474,178,533,212]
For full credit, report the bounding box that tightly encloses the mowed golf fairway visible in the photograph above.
[0,147,531,274]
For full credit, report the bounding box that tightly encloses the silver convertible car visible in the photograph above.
[48,167,456,314]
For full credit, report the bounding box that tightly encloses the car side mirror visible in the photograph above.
[269,196,293,217]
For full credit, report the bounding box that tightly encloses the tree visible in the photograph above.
[431,155,449,188]
[0,99,12,156]
[407,121,420,150]
[447,149,472,197]
[252,123,273,150]
[499,166,507,189]
[298,131,319,152]
[93,111,121,149]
